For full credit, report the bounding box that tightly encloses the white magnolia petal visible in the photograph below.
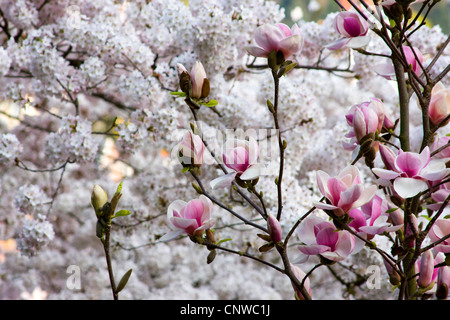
[346,36,371,48]
[209,172,237,189]
[393,177,429,198]
[240,163,264,180]
[158,229,185,242]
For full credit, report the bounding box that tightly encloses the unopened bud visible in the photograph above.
[91,184,108,218]
[267,214,282,243]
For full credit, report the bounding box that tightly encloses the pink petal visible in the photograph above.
[245,45,269,58]
[278,35,303,59]
[297,244,330,256]
[372,168,402,180]
[254,24,285,52]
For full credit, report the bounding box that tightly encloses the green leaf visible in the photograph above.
[115,181,123,196]
[385,207,399,213]
[202,99,218,107]
[181,166,190,173]
[112,209,131,219]
[216,238,232,245]
[116,269,133,293]
[170,91,186,97]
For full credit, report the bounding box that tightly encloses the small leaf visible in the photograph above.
[385,207,399,213]
[170,91,186,97]
[181,167,190,173]
[116,269,133,293]
[216,238,232,245]
[115,181,123,195]
[267,99,275,113]
[202,99,218,107]
[112,209,131,219]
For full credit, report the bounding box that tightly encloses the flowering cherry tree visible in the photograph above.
[0,0,449,301]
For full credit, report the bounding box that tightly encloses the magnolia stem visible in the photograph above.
[392,54,411,152]
[102,223,118,300]
[271,70,285,221]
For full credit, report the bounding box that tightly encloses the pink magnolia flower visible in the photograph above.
[177,61,209,99]
[210,137,264,189]
[178,130,206,166]
[245,23,303,60]
[159,195,215,242]
[314,165,378,217]
[428,181,450,212]
[296,215,355,263]
[290,264,312,300]
[431,136,450,160]
[374,46,423,80]
[428,219,450,253]
[343,98,395,152]
[348,194,402,241]
[373,146,450,199]
[326,11,371,50]
[429,82,450,126]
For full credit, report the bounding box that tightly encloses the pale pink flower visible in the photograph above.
[348,194,402,241]
[314,165,377,217]
[428,219,450,253]
[343,98,394,151]
[245,23,303,60]
[326,11,371,50]
[431,136,450,159]
[296,215,355,262]
[178,131,205,166]
[210,137,264,189]
[290,264,312,300]
[428,182,450,212]
[429,82,450,126]
[373,146,450,199]
[374,46,423,80]
[160,195,215,242]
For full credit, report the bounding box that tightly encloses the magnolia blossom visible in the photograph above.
[177,61,209,99]
[428,219,450,253]
[374,46,423,80]
[431,136,450,159]
[290,264,312,300]
[314,165,377,217]
[326,11,371,50]
[245,23,303,60]
[296,215,355,263]
[429,82,450,126]
[373,146,450,199]
[348,194,402,241]
[428,181,450,213]
[343,98,395,152]
[210,137,264,189]
[178,131,206,166]
[159,195,215,242]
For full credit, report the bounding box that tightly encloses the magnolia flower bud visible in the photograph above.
[91,184,108,218]
[176,61,210,100]
[418,250,434,289]
[429,82,450,126]
[437,266,450,300]
[267,214,282,243]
